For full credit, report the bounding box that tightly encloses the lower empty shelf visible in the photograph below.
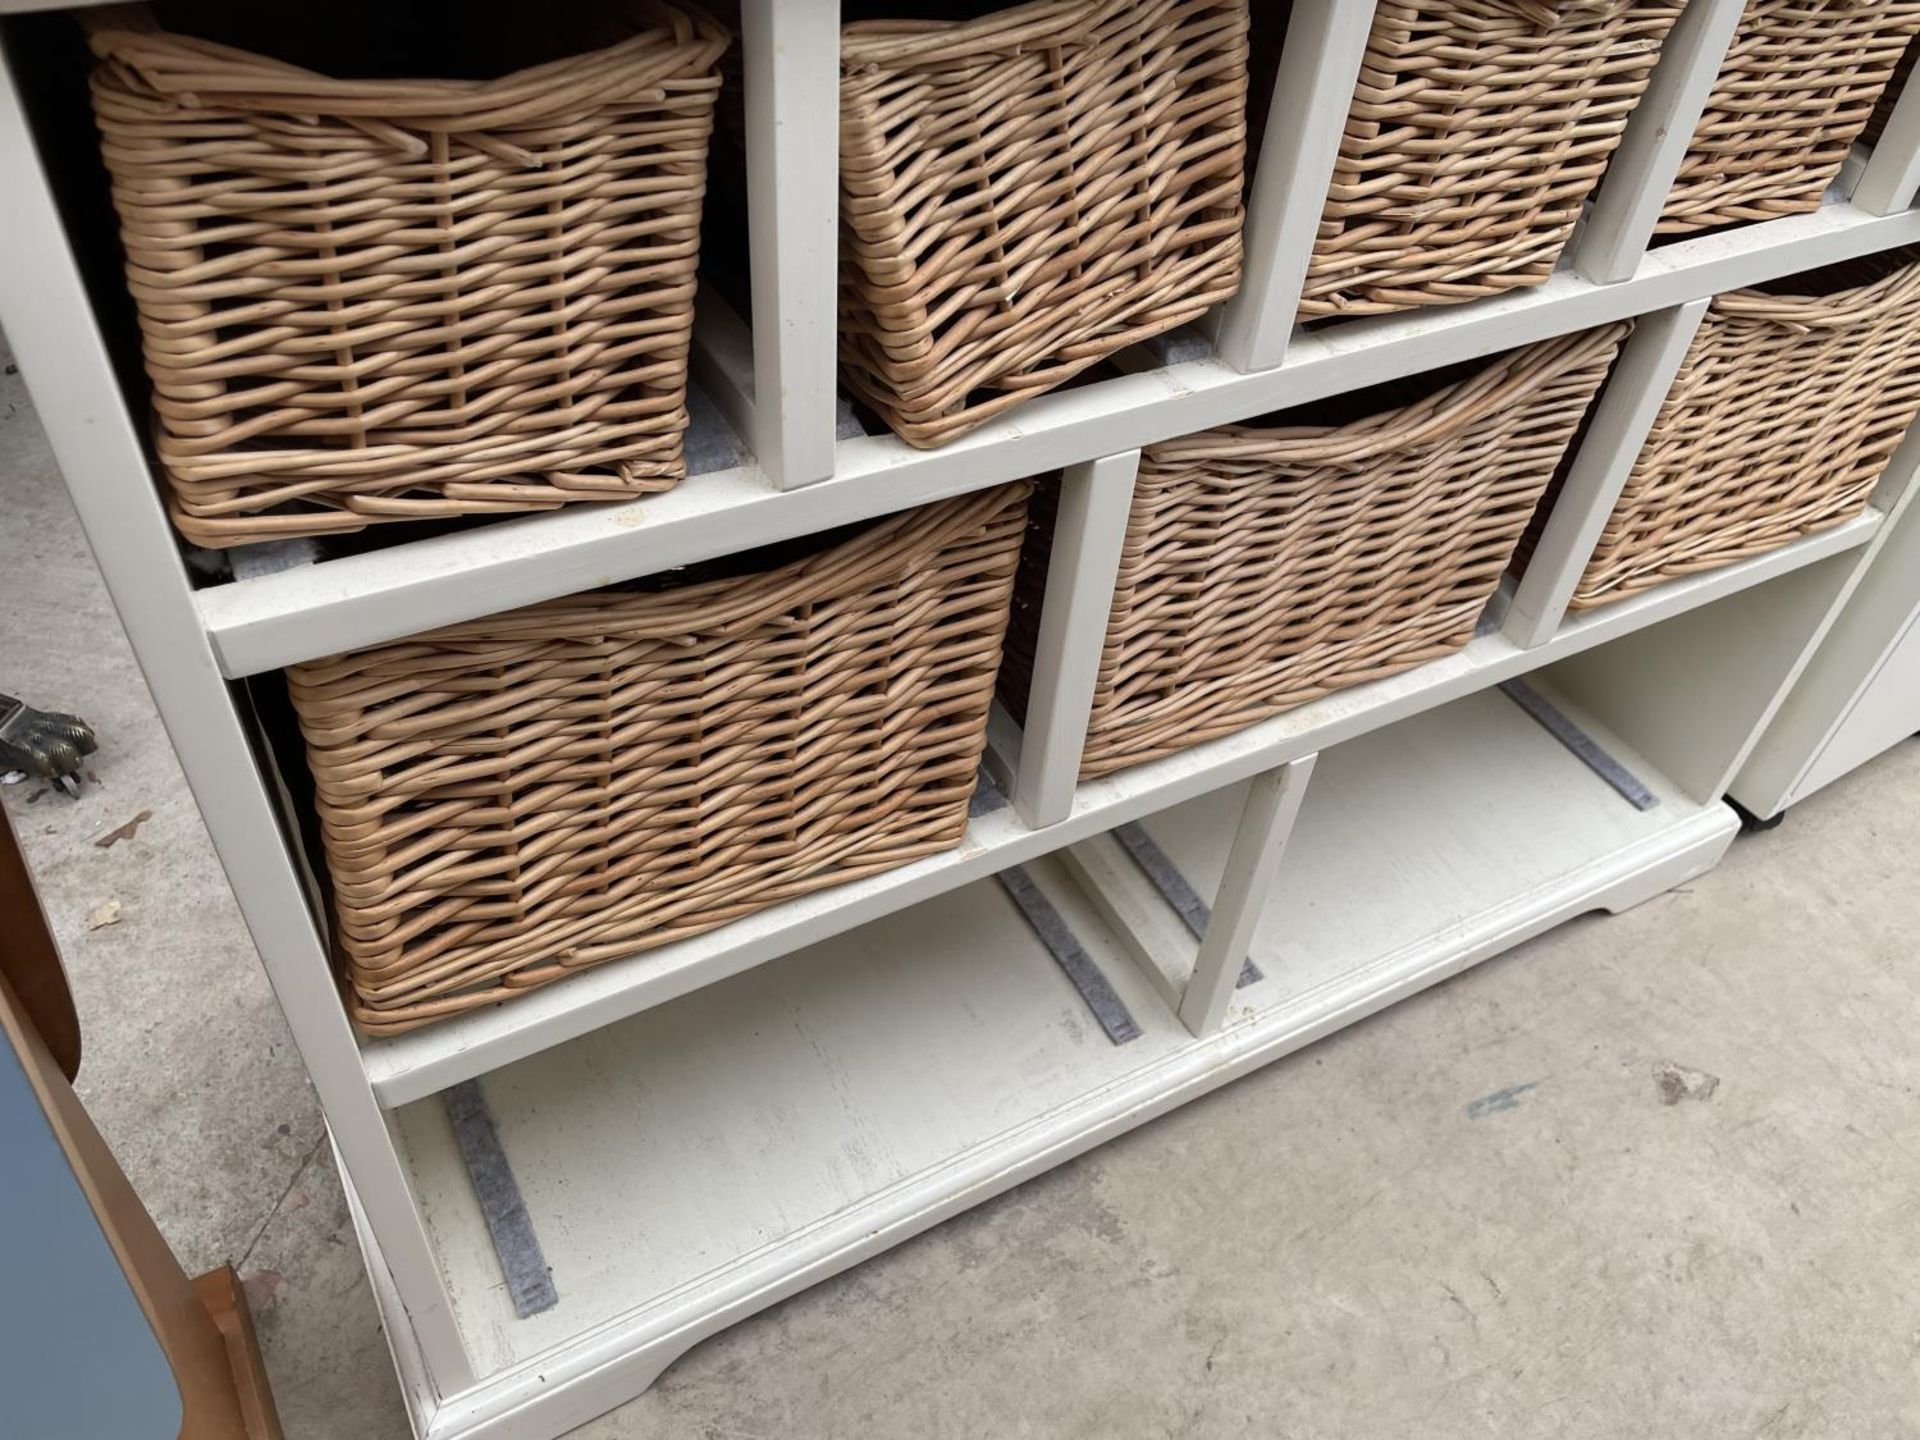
[1129,684,1714,1019]
[377,686,1739,1437]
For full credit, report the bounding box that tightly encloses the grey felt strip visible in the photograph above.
[1135,326,1216,367]
[1499,679,1661,812]
[969,768,1009,818]
[227,536,322,579]
[683,385,746,477]
[1113,822,1263,988]
[835,395,870,440]
[444,1081,559,1319]
[997,866,1142,1045]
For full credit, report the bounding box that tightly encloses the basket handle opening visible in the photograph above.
[1204,324,1630,472]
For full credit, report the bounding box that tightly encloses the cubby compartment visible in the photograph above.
[1000,324,1627,780]
[831,0,1251,447]
[387,853,1165,1380]
[82,1,731,547]
[1103,683,1725,1025]
[1550,249,1920,610]
[1659,0,1920,235]
[1252,0,1682,320]
[376,670,1736,1397]
[286,483,1030,1033]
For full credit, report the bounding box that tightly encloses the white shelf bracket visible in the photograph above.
[1057,757,1317,1036]
[1208,0,1377,373]
[1054,833,1194,1016]
[1503,298,1711,651]
[1853,67,1920,216]
[740,0,841,489]
[1010,451,1141,830]
[1178,756,1317,1037]
[0,43,476,1398]
[1573,0,1746,286]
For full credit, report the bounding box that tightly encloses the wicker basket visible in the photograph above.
[86,3,729,548]
[836,0,1250,449]
[287,482,1030,1033]
[1561,251,1920,610]
[999,325,1628,779]
[1659,0,1920,234]
[1265,0,1681,320]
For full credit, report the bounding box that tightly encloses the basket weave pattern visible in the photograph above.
[1004,325,1628,779]
[836,0,1249,449]
[1297,0,1680,319]
[288,483,1031,1033]
[1658,0,1920,234]
[87,5,728,547]
[1568,255,1920,608]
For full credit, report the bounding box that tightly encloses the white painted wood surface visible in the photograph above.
[1551,553,1865,807]
[1179,759,1315,1035]
[1010,452,1140,828]
[1735,467,1920,813]
[1795,617,1920,797]
[1055,832,1198,1014]
[1561,419,1920,807]
[1573,0,1746,285]
[1503,300,1711,649]
[1793,616,1920,796]
[1209,0,1377,372]
[1058,757,1319,1035]
[1137,686,1712,1022]
[737,0,841,489]
[1853,66,1920,216]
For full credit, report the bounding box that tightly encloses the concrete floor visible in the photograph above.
[5,340,1920,1440]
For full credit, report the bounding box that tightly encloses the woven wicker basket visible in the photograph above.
[1561,250,1920,610]
[836,0,1249,449]
[999,325,1628,779]
[1659,0,1920,234]
[287,482,1030,1033]
[86,3,728,548]
[1265,0,1681,320]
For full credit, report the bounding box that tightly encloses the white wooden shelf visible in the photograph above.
[195,204,1920,678]
[1735,469,1920,816]
[361,507,1881,1107]
[355,686,1736,1440]
[1123,687,1723,1021]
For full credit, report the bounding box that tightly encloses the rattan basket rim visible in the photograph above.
[85,0,729,133]
[1717,258,1920,328]
[842,0,1155,65]
[1145,322,1630,471]
[839,0,1631,64]
[288,482,1035,692]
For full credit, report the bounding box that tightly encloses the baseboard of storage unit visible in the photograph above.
[352,687,1737,1440]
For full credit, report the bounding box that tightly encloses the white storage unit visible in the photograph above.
[1734,481,1920,818]
[4,3,1920,1438]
